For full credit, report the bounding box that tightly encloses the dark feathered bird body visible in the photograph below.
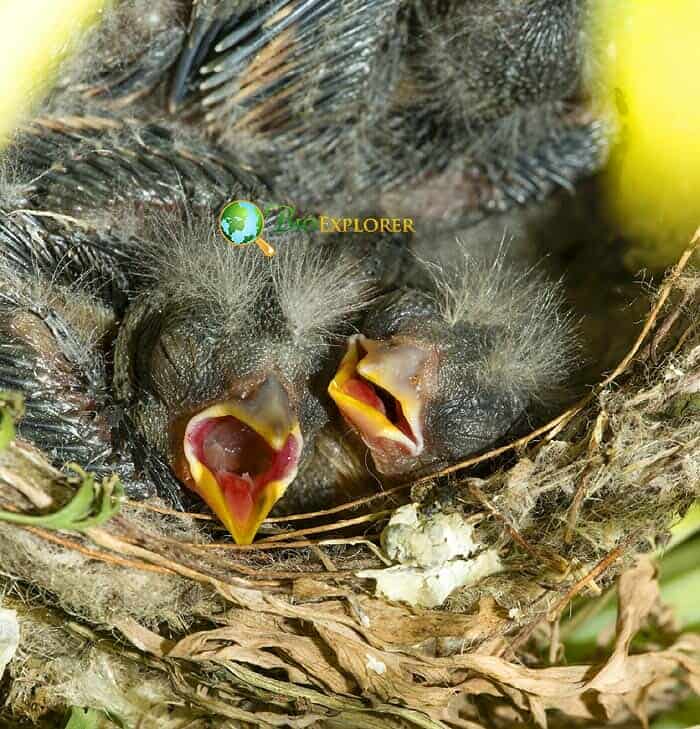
[0,0,594,541]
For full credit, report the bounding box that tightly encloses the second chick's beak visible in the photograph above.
[181,375,302,545]
[328,335,434,476]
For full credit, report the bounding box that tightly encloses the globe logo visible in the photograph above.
[218,200,275,256]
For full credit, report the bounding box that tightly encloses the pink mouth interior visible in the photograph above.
[341,375,414,442]
[187,416,298,524]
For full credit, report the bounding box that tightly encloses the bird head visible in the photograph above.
[114,218,371,543]
[329,246,577,478]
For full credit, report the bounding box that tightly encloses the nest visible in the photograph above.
[1,242,700,728]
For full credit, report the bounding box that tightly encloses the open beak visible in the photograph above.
[328,335,428,472]
[182,375,302,544]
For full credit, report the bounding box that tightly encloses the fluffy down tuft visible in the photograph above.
[270,239,375,345]
[429,241,579,403]
[138,210,374,346]
[137,209,267,333]
[408,0,583,128]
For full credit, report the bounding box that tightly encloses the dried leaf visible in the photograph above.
[314,621,458,712]
[113,617,175,656]
[295,578,509,654]
[588,557,660,693]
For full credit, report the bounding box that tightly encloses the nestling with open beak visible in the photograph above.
[328,245,578,479]
[0,0,593,544]
[2,114,399,545]
[113,215,373,543]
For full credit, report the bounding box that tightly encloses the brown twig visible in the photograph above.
[256,511,393,543]
[642,280,698,362]
[174,536,380,552]
[546,538,632,621]
[548,618,561,665]
[600,236,699,386]
[673,322,698,354]
[510,541,631,651]
[124,500,215,520]
[564,410,609,544]
[311,544,337,572]
[111,520,336,582]
[22,525,175,576]
[410,408,578,485]
[465,481,568,573]
[124,484,408,526]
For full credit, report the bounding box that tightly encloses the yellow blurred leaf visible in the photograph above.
[0,0,106,145]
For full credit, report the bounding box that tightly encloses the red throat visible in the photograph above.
[340,377,414,441]
[186,415,299,525]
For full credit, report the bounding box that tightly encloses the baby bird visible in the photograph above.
[160,0,606,218]
[0,191,378,543]
[35,0,608,230]
[0,207,135,480]
[328,245,577,479]
[12,111,263,216]
[111,215,375,543]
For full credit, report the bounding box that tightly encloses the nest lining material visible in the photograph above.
[0,245,699,727]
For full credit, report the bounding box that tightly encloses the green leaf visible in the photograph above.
[0,466,123,531]
[0,408,14,451]
[666,501,700,551]
[651,695,700,729]
[0,391,24,451]
[64,707,102,729]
